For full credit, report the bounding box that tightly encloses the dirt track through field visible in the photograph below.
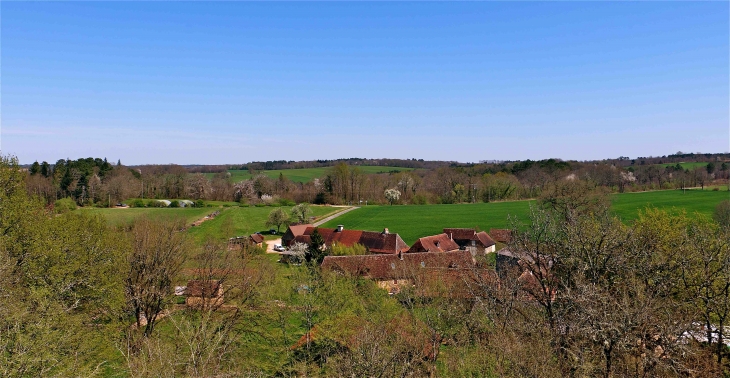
[313,206,358,226]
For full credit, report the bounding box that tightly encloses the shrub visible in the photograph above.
[129,199,145,208]
[149,200,168,208]
[169,200,180,208]
[278,198,296,207]
[54,197,77,214]
[411,194,429,205]
[195,199,205,207]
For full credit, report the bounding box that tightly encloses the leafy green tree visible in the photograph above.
[305,228,326,265]
[266,207,290,233]
[40,161,50,177]
[29,161,40,175]
[714,200,730,231]
[291,203,312,224]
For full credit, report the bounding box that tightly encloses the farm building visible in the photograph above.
[184,280,223,308]
[321,250,482,296]
[249,233,265,247]
[291,225,409,254]
[282,223,313,247]
[179,199,194,207]
[407,233,460,253]
[489,229,513,243]
[443,228,497,255]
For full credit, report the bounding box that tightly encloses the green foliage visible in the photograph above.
[305,228,326,265]
[195,199,205,207]
[328,242,367,256]
[130,198,146,207]
[290,203,313,224]
[266,207,290,233]
[54,197,77,214]
[169,200,180,208]
[714,200,730,230]
[278,198,296,207]
[1,155,127,376]
[410,193,429,205]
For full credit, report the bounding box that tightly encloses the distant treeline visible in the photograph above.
[23,153,730,208]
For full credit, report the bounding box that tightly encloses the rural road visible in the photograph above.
[313,206,359,226]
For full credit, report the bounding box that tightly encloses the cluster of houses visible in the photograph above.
[278,223,517,295]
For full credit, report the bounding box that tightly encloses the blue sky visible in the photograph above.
[2,2,728,165]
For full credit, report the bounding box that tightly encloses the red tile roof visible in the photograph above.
[408,233,460,253]
[489,229,513,243]
[301,227,409,254]
[249,233,265,244]
[443,228,496,248]
[321,250,475,281]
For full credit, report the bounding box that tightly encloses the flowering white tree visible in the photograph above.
[384,188,401,206]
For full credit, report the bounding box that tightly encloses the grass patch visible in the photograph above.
[186,205,345,244]
[657,162,708,170]
[78,207,214,228]
[322,189,729,244]
[610,188,729,222]
[206,166,416,183]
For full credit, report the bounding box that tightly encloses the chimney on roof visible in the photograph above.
[336,225,344,232]
[450,232,453,240]
[382,228,389,235]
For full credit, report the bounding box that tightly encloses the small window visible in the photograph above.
[472,241,476,246]
[420,261,425,268]
[391,263,396,269]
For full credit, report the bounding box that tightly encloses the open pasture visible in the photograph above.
[207,166,415,183]
[185,205,343,244]
[658,162,708,170]
[610,188,728,221]
[322,189,728,244]
[78,207,214,227]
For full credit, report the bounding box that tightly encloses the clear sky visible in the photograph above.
[2,2,728,165]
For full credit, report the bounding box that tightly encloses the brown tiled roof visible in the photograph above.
[475,231,496,248]
[442,228,496,248]
[282,224,314,246]
[408,233,460,253]
[358,231,410,254]
[249,233,265,244]
[288,223,313,236]
[292,235,311,245]
[185,280,222,298]
[302,227,409,254]
[321,250,475,281]
[489,229,513,243]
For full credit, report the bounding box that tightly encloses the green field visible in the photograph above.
[658,162,708,170]
[610,188,729,222]
[206,166,415,183]
[78,207,214,227]
[83,205,344,243]
[321,189,729,244]
[186,205,343,243]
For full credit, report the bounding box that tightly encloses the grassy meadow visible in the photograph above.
[186,205,343,244]
[322,189,729,244]
[78,207,214,227]
[658,161,708,170]
[206,165,415,183]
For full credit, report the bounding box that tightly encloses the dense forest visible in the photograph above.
[2,154,729,377]
[23,153,730,209]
